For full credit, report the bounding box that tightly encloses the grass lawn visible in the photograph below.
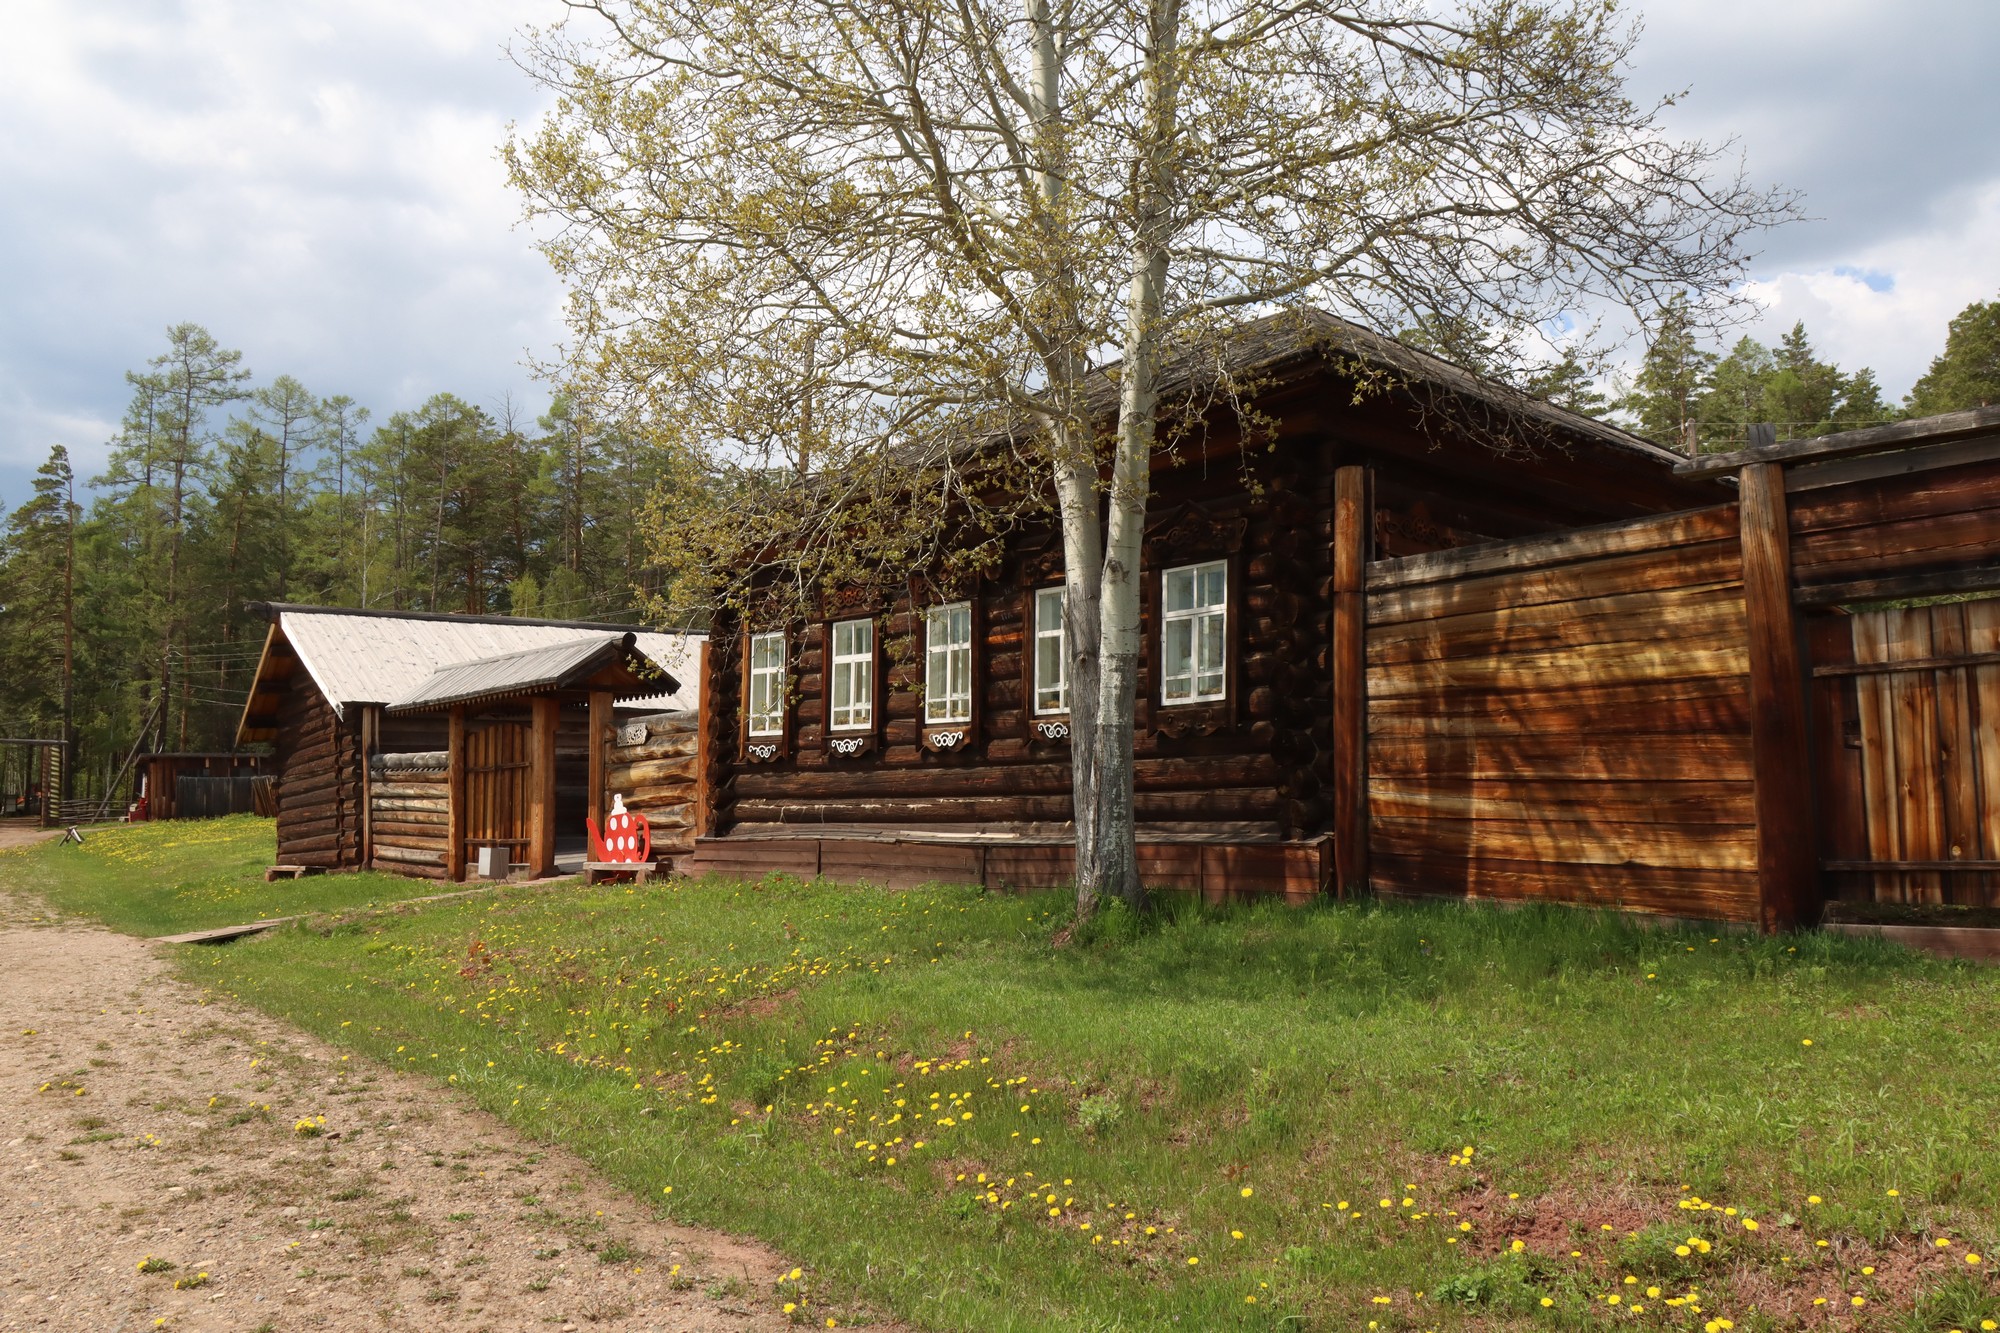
[8,818,2000,1331]
[1,814,468,935]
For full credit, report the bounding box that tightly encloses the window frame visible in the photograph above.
[1158,558,1230,707]
[745,630,787,739]
[1031,584,1069,717]
[923,600,975,726]
[826,615,877,735]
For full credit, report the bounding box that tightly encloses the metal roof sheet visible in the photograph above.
[386,632,671,713]
[275,610,702,717]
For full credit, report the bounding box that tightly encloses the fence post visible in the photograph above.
[1739,461,1817,931]
[1332,464,1371,897]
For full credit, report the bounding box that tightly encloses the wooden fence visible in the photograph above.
[1347,406,2000,928]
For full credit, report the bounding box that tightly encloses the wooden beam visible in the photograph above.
[1813,649,2000,679]
[1366,503,1736,591]
[1677,405,2000,479]
[1794,563,2000,607]
[1331,464,1370,898]
[693,639,716,840]
[1739,463,1818,932]
[528,696,559,878]
[588,689,611,834]
[446,707,466,884]
[360,705,376,869]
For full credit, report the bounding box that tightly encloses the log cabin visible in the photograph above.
[235,604,701,879]
[685,312,1730,898]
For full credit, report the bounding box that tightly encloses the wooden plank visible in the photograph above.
[1332,464,1368,897]
[529,698,558,878]
[588,689,611,836]
[1367,541,1741,627]
[1370,814,1757,871]
[1806,615,1870,870]
[1813,649,2000,678]
[1369,852,1760,922]
[1884,609,1945,902]
[694,640,716,839]
[1791,506,2000,578]
[445,707,465,884]
[372,844,444,866]
[1929,606,1982,900]
[1367,581,1746,667]
[1739,463,1818,931]
[1368,637,1749,697]
[1368,683,1751,738]
[1786,432,2000,494]
[1789,457,2000,535]
[1369,779,1754,826]
[1366,503,1736,591]
[1369,732,1755,783]
[1794,563,2000,608]
[1675,405,2000,479]
[1965,601,2000,880]
[1850,612,1903,902]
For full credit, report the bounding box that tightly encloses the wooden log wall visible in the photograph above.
[274,681,363,868]
[605,711,701,856]
[719,461,1337,846]
[368,752,450,880]
[1363,503,1762,922]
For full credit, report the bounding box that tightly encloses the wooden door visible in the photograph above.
[464,722,532,865]
[1812,599,2000,907]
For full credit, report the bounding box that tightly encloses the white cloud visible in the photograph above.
[1736,181,2000,397]
[0,0,565,498]
[0,0,1996,505]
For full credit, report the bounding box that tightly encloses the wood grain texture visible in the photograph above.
[1739,463,1819,930]
[1331,464,1369,896]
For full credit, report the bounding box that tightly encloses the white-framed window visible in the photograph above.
[746,631,785,737]
[1161,559,1228,704]
[924,601,973,724]
[1033,586,1068,714]
[829,617,874,731]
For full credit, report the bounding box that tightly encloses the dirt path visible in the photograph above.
[0,852,849,1332]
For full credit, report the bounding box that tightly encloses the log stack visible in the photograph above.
[604,711,700,857]
[369,751,450,879]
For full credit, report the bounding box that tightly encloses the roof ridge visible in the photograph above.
[247,601,698,635]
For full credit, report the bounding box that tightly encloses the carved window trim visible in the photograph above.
[923,601,974,725]
[827,616,877,734]
[738,628,790,762]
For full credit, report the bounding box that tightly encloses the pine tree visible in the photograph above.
[1620,297,1715,448]
[1907,293,2000,416]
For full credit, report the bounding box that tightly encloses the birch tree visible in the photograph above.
[509,0,1789,911]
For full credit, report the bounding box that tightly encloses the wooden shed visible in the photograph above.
[235,605,700,880]
[686,312,1728,901]
[135,752,271,820]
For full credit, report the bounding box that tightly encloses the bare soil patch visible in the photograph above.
[0,875,855,1332]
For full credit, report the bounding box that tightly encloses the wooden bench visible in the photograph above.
[582,860,661,886]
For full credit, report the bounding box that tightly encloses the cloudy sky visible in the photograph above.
[2,0,1996,505]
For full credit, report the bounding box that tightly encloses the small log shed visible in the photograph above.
[235,605,700,880]
[135,752,271,820]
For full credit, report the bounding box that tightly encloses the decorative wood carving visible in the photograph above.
[745,742,782,763]
[1145,503,1250,560]
[828,734,874,759]
[922,728,970,753]
[1033,719,1071,743]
